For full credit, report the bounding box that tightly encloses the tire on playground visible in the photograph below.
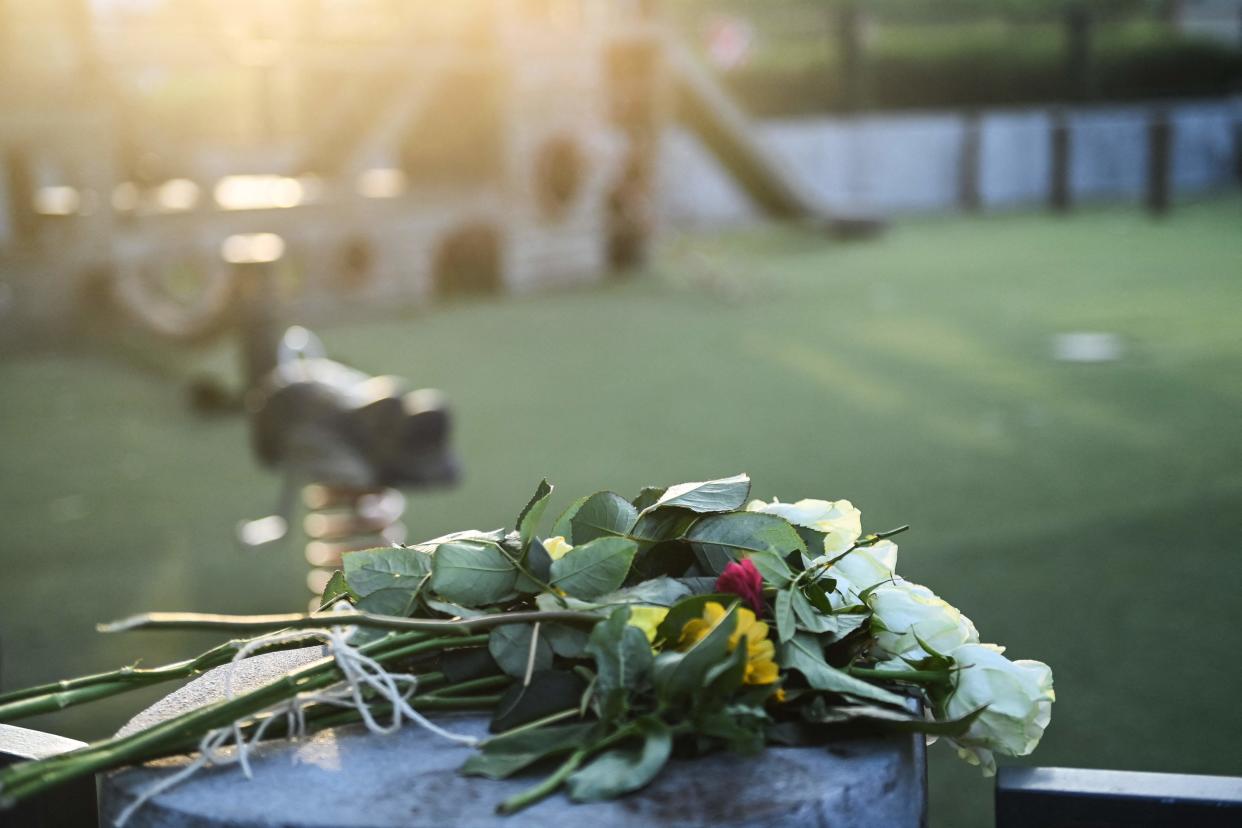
[110,243,238,344]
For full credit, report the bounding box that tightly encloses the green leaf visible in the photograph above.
[569,492,638,544]
[596,576,691,607]
[429,541,518,607]
[463,722,597,780]
[678,576,723,595]
[747,548,795,588]
[318,570,356,609]
[800,700,984,737]
[804,581,834,613]
[652,603,738,702]
[792,590,838,634]
[702,640,748,702]
[488,623,555,679]
[628,507,698,543]
[544,623,590,658]
[440,646,499,683]
[354,588,416,617]
[411,528,507,553]
[631,540,697,581]
[490,670,585,733]
[584,608,654,708]
[513,537,554,594]
[424,598,487,618]
[550,494,590,539]
[549,537,638,600]
[342,547,432,597]
[567,717,672,802]
[349,588,417,643]
[780,633,908,708]
[631,486,665,512]
[794,525,828,558]
[833,610,871,640]
[655,593,735,645]
[697,705,767,755]
[645,474,751,515]
[775,589,796,643]
[516,479,553,548]
[685,512,806,576]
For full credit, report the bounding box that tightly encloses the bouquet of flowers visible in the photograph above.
[0,474,1053,817]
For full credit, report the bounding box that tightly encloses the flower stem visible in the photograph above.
[493,720,653,815]
[847,666,950,686]
[419,674,511,699]
[482,707,580,745]
[0,633,486,806]
[100,609,599,636]
[496,746,589,815]
[0,634,329,722]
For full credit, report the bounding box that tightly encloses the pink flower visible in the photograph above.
[716,558,765,612]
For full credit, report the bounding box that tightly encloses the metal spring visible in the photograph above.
[301,484,407,611]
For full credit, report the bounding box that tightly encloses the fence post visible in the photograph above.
[837,1,864,112]
[1050,109,1072,212]
[1146,108,1172,216]
[959,110,982,212]
[1064,4,1094,102]
[1233,118,1242,187]
[2,147,38,246]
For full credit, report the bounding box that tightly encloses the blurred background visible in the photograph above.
[1,1,1240,826]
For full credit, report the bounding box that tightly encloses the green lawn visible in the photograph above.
[2,199,1240,827]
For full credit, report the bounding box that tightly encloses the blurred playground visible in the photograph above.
[2,197,1240,826]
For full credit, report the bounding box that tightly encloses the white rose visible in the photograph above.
[865,580,979,661]
[745,497,861,557]
[827,539,899,605]
[945,643,1055,775]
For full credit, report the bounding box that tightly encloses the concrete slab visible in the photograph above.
[99,648,926,828]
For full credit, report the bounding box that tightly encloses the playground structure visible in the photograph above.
[0,0,821,348]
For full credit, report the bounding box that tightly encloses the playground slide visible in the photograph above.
[666,38,825,221]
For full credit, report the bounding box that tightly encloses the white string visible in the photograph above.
[115,610,478,826]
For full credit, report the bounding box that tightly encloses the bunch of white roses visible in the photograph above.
[748,496,1055,775]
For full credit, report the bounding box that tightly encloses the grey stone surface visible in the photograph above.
[2,724,97,827]
[116,648,329,739]
[99,649,926,828]
[0,722,88,760]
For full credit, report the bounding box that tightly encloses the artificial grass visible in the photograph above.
[1,197,1239,826]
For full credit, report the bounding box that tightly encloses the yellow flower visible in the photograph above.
[543,536,574,561]
[678,601,779,685]
[626,606,670,644]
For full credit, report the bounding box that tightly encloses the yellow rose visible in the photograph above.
[626,606,670,644]
[543,536,574,561]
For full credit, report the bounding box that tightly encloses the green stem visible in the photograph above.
[0,680,140,722]
[494,720,653,815]
[420,674,511,698]
[496,746,589,815]
[100,609,599,636]
[0,633,486,805]
[413,694,503,710]
[847,666,950,686]
[796,524,911,587]
[0,634,329,722]
[483,707,580,745]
